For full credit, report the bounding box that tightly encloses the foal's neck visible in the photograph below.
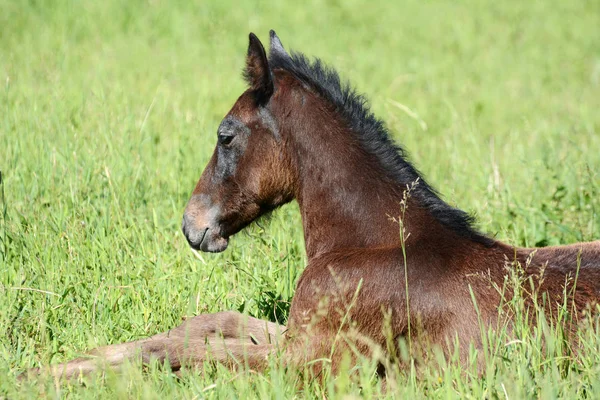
[286,99,454,259]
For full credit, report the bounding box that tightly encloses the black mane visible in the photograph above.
[267,50,494,247]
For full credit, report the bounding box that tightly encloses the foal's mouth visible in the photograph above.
[195,228,209,249]
[186,227,229,253]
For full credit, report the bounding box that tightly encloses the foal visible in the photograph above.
[30,31,600,379]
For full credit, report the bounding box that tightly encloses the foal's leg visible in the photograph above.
[26,311,285,380]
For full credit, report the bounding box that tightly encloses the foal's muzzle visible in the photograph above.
[181,213,229,253]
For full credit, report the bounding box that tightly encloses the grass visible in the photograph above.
[1,0,599,397]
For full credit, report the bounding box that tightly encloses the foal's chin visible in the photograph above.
[199,234,229,253]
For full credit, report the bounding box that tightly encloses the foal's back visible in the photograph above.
[520,241,600,312]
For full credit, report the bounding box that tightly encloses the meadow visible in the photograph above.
[1,0,599,398]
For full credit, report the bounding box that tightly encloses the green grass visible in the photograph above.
[1,0,599,397]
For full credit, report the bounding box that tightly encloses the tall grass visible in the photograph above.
[1,0,599,397]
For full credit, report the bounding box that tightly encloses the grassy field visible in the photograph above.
[1,0,599,398]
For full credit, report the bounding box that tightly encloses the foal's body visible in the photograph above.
[29,32,600,380]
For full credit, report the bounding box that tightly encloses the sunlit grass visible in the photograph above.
[1,0,599,397]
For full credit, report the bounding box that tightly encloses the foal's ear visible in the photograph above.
[269,30,290,60]
[245,33,274,105]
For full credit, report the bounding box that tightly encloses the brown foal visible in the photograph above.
[27,31,600,380]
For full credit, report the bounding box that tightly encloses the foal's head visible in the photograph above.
[182,32,295,252]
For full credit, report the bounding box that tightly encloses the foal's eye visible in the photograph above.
[218,135,234,146]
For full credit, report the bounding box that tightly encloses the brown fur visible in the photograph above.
[24,32,600,381]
